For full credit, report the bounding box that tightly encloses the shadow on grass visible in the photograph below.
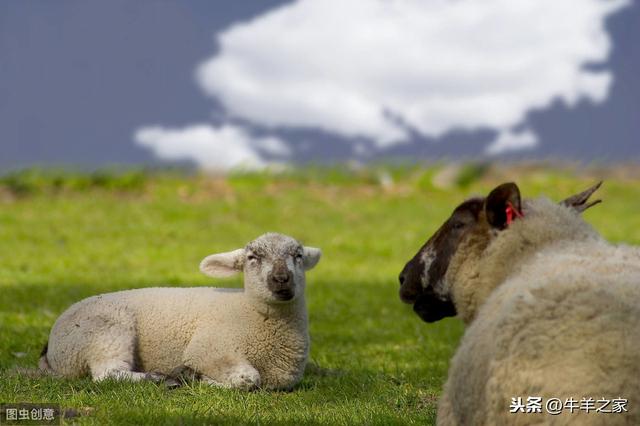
[0,367,438,424]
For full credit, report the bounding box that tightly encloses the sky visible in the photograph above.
[1,0,638,171]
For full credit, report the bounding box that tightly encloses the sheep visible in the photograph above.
[39,232,322,391]
[399,182,640,425]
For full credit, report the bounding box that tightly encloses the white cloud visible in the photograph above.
[197,0,628,153]
[485,129,538,155]
[134,124,289,171]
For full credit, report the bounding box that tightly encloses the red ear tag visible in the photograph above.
[505,202,524,226]
[505,205,514,226]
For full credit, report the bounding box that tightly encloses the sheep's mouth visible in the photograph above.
[413,294,457,323]
[273,289,294,301]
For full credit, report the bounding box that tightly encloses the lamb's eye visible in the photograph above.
[452,221,465,230]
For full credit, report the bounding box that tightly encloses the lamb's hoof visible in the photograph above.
[229,365,261,391]
[144,372,167,383]
[164,365,200,389]
[164,377,182,390]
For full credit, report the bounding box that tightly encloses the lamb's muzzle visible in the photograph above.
[268,260,295,301]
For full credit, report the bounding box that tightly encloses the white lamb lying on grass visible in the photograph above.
[399,182,640,425]
[39,233,321,391]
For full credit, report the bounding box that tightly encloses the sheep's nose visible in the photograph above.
[272,272,291,284]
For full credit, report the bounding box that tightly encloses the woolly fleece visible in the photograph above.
[438,198,640,425]
[41,233,320,390]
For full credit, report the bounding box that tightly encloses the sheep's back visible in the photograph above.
[445,241,640,424]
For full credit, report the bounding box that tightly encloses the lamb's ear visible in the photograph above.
[485,182,522,230]
[560,181,602,213]
[302,247,322,271]
[199,248,245,277]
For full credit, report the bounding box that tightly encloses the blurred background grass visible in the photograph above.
[0,164,638,425]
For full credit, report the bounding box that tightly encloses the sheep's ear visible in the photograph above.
[485,182,522,230]
[560,181,602,213]
[199,249,245,277]
[302,247,322,271]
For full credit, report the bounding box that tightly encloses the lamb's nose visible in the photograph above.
[273,272,291,284]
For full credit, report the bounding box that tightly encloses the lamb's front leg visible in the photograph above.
[91,360,167,383]
[182,354,260,391]
[183,335,261,391]
[201,357,261,391]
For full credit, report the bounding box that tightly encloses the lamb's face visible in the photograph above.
[200,233,322,304]
[243,234,310,303]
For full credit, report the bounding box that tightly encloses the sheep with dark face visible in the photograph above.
[40,233,321,391]
[399,182,640,425]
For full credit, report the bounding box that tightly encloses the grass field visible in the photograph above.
[1,165,639,425]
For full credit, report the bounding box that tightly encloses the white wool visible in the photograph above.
[41,233,321,391]
[439,199,640,424]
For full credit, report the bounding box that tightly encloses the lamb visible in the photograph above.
[39,232,321,390]
[399,182,640,425]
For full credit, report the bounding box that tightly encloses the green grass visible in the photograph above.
[1,165,639,425]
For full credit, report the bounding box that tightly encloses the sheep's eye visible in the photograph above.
[452,221,466,230]
[247,254,259,262]
[295,253,303,261]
